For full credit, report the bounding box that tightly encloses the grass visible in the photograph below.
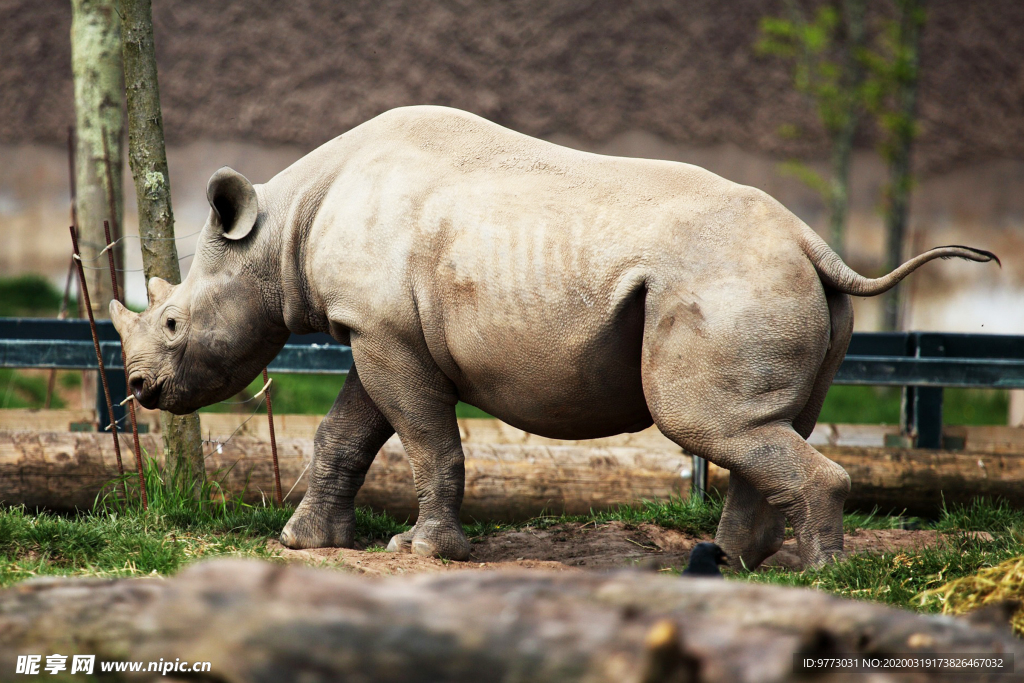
[818,385,1009,425]
[0,456,409,589]
[0,274,67,318]
[3,467,1024,634]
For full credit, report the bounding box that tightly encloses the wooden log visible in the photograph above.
[0,430,690,520]
[4,410,1023,454]
[706,445,1024,516]
[4,429,1024,519]
[1,559,1020,682]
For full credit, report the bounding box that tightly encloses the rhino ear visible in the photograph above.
[207,167,258,241]
[147,277,174,307]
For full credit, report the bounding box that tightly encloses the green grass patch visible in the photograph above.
[743,532,1023,610]
[0,457,410,588]
[3,449,1022,630]
[740,498,1024,615]
[818,385,1009,425]
[0,274,67,317]
[0,368,67,409]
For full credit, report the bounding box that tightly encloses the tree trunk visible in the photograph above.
[69,0,124,415]
[882,0,925,332]
[826,0,866,260]
[119,0,205,496]
[1,560,1020,683]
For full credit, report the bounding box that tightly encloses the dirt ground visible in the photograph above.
[269,522,976,578]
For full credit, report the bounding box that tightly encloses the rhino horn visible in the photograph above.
[109,299,139,337]
[207,167,258,241]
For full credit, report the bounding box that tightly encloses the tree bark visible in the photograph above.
[119,0,204,496]
[69,0,124,415]
[826,0,866,260]
[882,0,925,331]
[1,560,1020,683]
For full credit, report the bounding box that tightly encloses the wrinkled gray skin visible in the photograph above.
[111,106,998,569]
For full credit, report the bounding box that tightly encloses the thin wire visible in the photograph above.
[202,396,267,460]
[283,460,310,502]
[78,253,194,272]
[78,228,203,253]
[74,229,204,264]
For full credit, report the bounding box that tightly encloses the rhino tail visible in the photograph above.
[799,229,1000,297]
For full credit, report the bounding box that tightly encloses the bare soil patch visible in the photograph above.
[269,522,984,576]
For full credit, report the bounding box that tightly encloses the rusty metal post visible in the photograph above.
[70,225,128,502]
[103,219,147,509]
[262,368,283,505]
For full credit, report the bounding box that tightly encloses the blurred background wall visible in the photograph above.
[0,0,1021,333]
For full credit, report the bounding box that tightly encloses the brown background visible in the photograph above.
[2,0,1022,173]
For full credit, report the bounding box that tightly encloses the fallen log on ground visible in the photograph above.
[3,430,1024,518]
[0,430,689,519]
[0,559,1020,683]
[707,445,1024,516]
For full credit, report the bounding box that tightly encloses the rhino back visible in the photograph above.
[278,106,814,436]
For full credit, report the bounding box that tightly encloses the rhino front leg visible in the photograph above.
[280,366,394,549]
[354,341,472,561]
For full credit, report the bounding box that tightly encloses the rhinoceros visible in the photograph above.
[110,105,997,569]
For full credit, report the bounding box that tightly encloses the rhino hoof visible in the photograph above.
[387,530,414,553]
[412,535,471,561]
[280,528,299,549]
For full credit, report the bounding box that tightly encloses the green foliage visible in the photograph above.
[758,6,852,137]
[843,507,921,533]
[944,389,1010,426]
[0,274,67,317]
[0,369,66,410]
[776,159,830,198]
[859,0,927,165]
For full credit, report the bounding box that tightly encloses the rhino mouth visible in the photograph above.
[129,374,163,410]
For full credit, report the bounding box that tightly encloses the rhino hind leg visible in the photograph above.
[643,285,849,569]
[792,289,854,439]
[715,472,786,570]
[280,367,394,550]
[686,424,850,570]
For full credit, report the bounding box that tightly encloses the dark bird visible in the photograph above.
[682,542,728,577]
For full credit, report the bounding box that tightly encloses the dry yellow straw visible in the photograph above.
[918,556,1024,635]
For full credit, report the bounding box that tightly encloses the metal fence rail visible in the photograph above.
[2,318,1023,449]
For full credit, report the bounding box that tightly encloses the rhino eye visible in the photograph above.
[166,317,177,334]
